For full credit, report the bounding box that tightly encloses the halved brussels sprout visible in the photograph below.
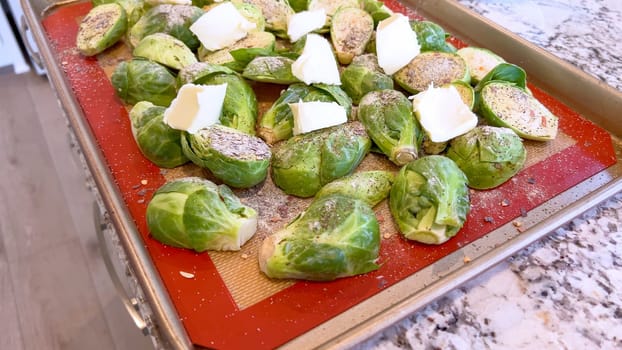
[394,51,470,94]
[181,125,271,188]
[242,56,300,84]
[358,89,423,166]
[315,170,394,207]
[133,33,198,70]
[410,20,456,53]
[76,3,128,56]
[307,0,359,19]
[457,46,505,84]
[271,121,371,197]
[330,7,374,64]
[446,126,526,189]
[478,81,558,141]
[146,177,258,251]
[258,83,352,144]
[129,101,189,168]
[234,2,266,32]
[233,0,294,38]
[360,0,392,27]
[177,62,236,86]
[128,4,204,49]
[446,80,475,110]
[111,58,178,106]
[259,194,380,281]
[116,0,146,28]
[389,155,470,244]
[198,31,276,69]
[340,53,394,104]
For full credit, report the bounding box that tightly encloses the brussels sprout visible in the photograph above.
[146,177,258,251]
[233,0,294,38]
[271,121,371,197]
[315,170,394,207]
[133,33,198,70]
[76,3,128,56]
[389,155,470,244]
[258,83,352,144]
[474,63,527,93]
[410,20,456,53]
[177,61,236,86]
[330,7,374,64]
[242,56,300,84]
[111,58,178,106]
[234,2,266,32]
[259,194,380,281]
[478,81,558,141]
[340,54,394,104]
[128,101,189,168]
[116,0,146,28]
[360,0,392,27]
[394,51,470,94]
[288,0,307,12]
[446,126,526,189]
[358,89,423,166]
[128,4,204,49]
[181,125,271,188]
[457,46,505,84]
[446,80,475,110]
[421,137,447,155]
[307,0,358,18]
[198,31,276,70]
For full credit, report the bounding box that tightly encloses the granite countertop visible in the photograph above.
[357,0,622,348]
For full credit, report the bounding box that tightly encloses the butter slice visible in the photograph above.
[287,9,327,42]
[163,83,227,134]
[289,100,347,135]
[291,34,341,85]
[189,2,256,51]
[376,14,420,75]
[412,85,477,143]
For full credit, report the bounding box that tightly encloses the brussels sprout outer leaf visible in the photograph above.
[129,101,189,168]
[271,122,371,197]
[260,194,380,281]
[258,83,311,143]
[181,125,271,188]
[76,3,128,56]
[474,63,527,93]
[410,20,455,53]
[315,170,394,207]
[446,126,526,189]
[242,56,300,84]
[340,63,394,104]
[146,178,258,252]
[358,89,422,166]
[389,155,470,244]
[111,59,178,106]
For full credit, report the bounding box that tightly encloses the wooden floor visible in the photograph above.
[0,70,153,349]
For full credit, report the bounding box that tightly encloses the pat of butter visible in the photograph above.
[291,34,341,85]
[190,2,256,51]
[287,9,327,42]
[290,100,347,135]
[163,83,227,134]
[376,14,420,75]
[412,85,477,143]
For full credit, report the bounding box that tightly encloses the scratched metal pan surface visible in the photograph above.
[21,0,622,348]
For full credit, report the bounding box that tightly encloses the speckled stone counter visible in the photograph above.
[356,1,622,348]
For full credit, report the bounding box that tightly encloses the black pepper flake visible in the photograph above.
[527,177,537,184]
[484,216,494,223]
[137,189,147,196]
[520,207,528,217]
[132,184,141,189]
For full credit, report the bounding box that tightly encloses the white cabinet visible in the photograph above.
[0,5,30,74]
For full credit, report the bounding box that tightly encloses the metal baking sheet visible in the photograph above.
[22,0,622,348]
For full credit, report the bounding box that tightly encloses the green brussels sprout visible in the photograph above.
[340,54,394,104]
[133,33,198,70]
[446,126,526,189]
[76,3,128,56]
[394,51,470,94]
[177,61,236,86]
[115,0,146,28]
[197,31,276,70]
[330,7,374,65]
[233,0,293,38]
[389,155,470,244]
[234,2,266,32]
[258,83,352,144]
[474,63,527,93]
[146,177,258,251]
[259,194,380,281]
[288,0,307,12]
[307,0,359,18]
[421,136,447,155]
[478,81,558,141]
[446,80,475,110]
[315,170,394,207]
[242,56,300,84]
[271,121,371,197]
[457,46,506,84]
[111,58,178,106]
[358,89,423,166]
[181,125,271,188]
[410,20,456,53]
[128,101,189,168]
[128,4,204,49]
[360,0,392,27]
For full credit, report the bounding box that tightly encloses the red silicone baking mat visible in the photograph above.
[42,2,616,348]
